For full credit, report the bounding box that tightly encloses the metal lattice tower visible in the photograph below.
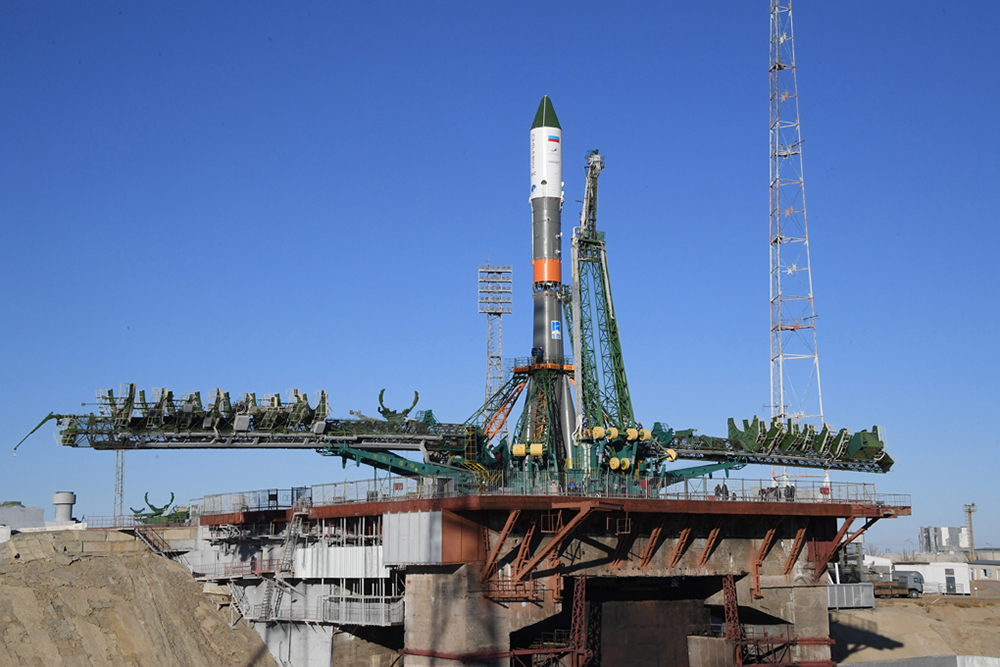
[478,265,512,444]
[570,151,634,431]
[114,450,125,522]
[769,0,824,424]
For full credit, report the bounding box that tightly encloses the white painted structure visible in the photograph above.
[894,562,971,595]
[383,511,442,565]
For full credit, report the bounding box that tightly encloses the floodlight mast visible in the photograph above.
[478,264,513,446]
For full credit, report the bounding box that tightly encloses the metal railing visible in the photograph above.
[85,515,191,529]
[924,582,968,595]
[189,487,311,517]
[194,558,281,580]
[241,596,404,626]
[191,472,909,517]
[828,583,875,609]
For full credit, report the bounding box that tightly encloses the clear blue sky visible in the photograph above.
[2,2,997,553]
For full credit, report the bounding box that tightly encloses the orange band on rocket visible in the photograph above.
[532,259,561,283]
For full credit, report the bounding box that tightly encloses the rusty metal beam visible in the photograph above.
[843,517,880,550]
[783,517,810,575]
[751,519,780,599]
[570,577,592,667]
[481,509,520,582]
[513,504,595,582]
[511,516,538,577]
[609,532,631,569]
[484,381,527,441]
[639,517,666,570]
[811,517,855,583]
[669,518,694,569]
[722,573,744,667]
[813,516,882,583]
[697,517,724,568]
[809,516,880,585]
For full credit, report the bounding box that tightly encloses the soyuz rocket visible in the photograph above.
[524,96,576,464]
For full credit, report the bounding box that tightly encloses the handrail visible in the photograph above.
[191,473,910,517]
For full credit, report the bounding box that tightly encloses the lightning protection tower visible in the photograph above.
[479,265,513,445]
[769,0,823,424]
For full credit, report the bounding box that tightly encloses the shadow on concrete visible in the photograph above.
[829,615,904,662]
[242,642,272,667]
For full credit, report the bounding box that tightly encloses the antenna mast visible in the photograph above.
[770,0,824,424]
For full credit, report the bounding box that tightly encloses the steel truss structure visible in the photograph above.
[479,264,513,447]
[770,0,824,424]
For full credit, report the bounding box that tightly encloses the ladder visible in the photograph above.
[265,511,307,619]
[228,582,252,626]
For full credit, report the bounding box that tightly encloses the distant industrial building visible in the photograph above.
[0,501,44,530]
[919,526,970,554]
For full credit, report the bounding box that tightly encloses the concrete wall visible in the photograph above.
[403,563,560,666]
[688,636,735,667]
[0,529,147,564]
[255,623,403,667]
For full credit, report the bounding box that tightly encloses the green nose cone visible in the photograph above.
[531,96,561,130]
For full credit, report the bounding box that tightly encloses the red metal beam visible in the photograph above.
[511,516,538,577]
[484,381,527,442]
[639,517,666,569]
[751,519,780,599]
[722,573,744,667]
[842,517,880,550]
[783,518,810,575]
[513,504,595,582]
[570,577,592,667]
[811,517,855,583]
[481,509,520,582]
[810,516,880,583]
[809,516,880,585]
[669,518,694,569]
[609,532,631,569]
[697,517,724,568]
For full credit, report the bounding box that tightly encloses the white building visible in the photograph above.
[970,561,1000,582]
[863,554,972,595]
[894,561,971,595]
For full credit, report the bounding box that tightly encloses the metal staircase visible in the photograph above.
[131,524,182,558]
[228,582,252,626]
[261,511,307,620]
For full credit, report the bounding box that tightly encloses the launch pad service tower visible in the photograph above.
[524,96,576,465]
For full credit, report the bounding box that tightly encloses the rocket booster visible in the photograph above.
[529,96,565,364]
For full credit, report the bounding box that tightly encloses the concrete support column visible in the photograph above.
[403,564,561,666]
[403,565,509,666]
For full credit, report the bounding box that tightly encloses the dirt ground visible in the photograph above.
[831,581,1000,664]
[0,533,277,667]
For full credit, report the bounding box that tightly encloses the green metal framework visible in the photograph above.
[571,152,634,431]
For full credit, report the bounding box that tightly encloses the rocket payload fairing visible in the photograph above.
[523,96,575,464]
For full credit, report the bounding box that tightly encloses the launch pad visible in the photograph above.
[20,94,908,666]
